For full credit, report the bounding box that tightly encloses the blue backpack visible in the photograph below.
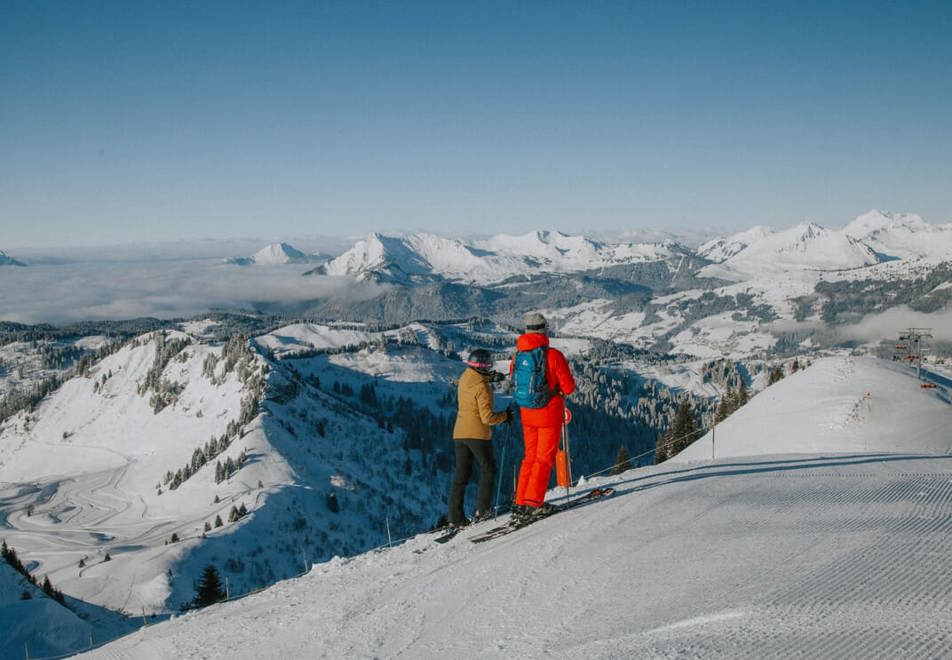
[512,347,553,408]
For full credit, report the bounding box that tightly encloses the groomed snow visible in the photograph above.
[674,356,952,461]
[79,357,952,659]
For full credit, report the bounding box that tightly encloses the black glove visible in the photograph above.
[505,403,516,424]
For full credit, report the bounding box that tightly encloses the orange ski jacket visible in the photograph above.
[510,333,576,428]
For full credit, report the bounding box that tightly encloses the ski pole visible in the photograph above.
[493,421,511,516]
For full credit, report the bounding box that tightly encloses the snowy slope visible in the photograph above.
[843,209,952,260]
[253,323,374,357]
[79,356,952,659]
[674,356,952,461]
[697,225,773,263]
[0,561,94,659]
[0,333,261,614]
[699,222,881,280]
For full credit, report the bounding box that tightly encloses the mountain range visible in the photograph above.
[296,210,952,286]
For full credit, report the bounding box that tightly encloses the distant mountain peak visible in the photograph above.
[226,242,323,266]
[843,210,950,260]
[0,250,26,267]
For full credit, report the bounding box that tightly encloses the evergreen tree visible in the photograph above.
[611,444,632,475]
[714,388,735,423]
[214,515,223,528]
[666,401,701,458]
[736,379,749,407]
[653,432,668,464]
[767,366,785,386]
[194,565,226,607]
[791,358,800,373]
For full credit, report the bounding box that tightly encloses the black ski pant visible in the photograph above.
[448,438,496,525]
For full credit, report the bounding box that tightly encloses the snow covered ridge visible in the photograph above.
[309,230,682,284]
[77,357,952,659]
[843,209,952,261]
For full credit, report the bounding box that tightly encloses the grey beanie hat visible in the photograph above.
[524,312,547,332]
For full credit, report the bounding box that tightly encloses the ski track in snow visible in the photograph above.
[81,454,952,659]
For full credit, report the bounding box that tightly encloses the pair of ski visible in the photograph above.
[434,486,616,545]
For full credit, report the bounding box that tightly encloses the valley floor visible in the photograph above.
[81,453,952,659]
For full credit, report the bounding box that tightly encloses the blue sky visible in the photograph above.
[2,1,951,247]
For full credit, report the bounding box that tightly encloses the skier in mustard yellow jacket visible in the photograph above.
[448,349,512,527]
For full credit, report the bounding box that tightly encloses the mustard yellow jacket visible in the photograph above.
[452,368,508,440]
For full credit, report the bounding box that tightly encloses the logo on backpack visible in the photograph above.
[512,347,553,408]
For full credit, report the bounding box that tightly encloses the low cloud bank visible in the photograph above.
[836,306,952,343]
[0,260,382,324]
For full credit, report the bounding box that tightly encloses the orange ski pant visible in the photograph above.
[515,424,561,507]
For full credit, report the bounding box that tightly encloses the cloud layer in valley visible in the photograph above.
[0,259,382,324]
[836,306,952,343]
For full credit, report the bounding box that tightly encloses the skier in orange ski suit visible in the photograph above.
[511,313,576,513]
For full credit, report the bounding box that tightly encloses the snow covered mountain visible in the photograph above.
[698,222,882,280]
[480,229,677,271]
[309,230,681,284]
[0,250,26,267]
[78,356,952,659]
[696,225,773,263]
[0,326,467,628]
[309,211,952,290]
[310,232,529,284]
[226,242,324,266]
[843,209,952,260]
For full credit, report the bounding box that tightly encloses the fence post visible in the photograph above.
[711,418,716,461]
